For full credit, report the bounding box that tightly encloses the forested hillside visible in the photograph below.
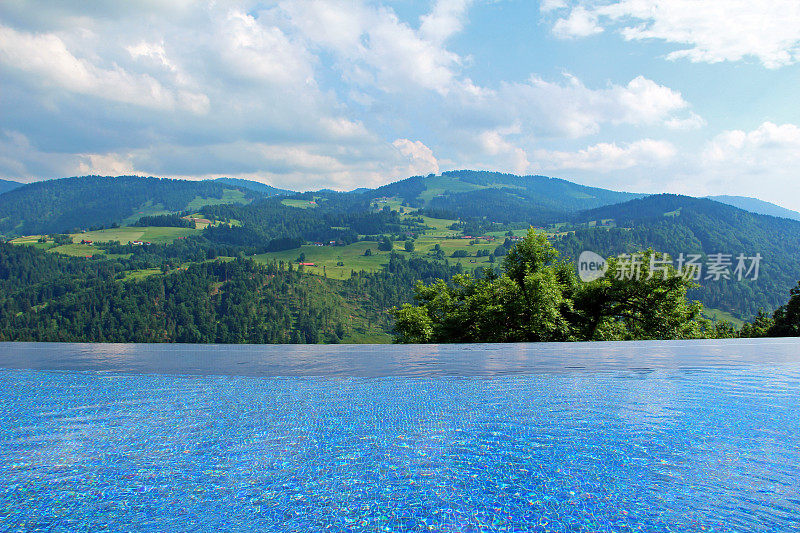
[2,173,799,336]
[213,177,295,196]
[362,170,643,224]
[563,194,800,317]
[707,195,800,221]
[0,242,461,343]
[0,176,257,237]
[0,179,22,196]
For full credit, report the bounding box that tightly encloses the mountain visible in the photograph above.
[706,195,800,221]
[361,170,645,224]
[0,179,22,196]
[565,194,800,317]
[213,177,295,196]
[0,175,258,236]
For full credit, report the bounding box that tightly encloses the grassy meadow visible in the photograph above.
[253,234,502,279]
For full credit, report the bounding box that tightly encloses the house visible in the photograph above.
[299,262,316,266]
[81,239,93,245]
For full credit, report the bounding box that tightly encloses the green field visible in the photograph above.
[46,243,103,257]
[281,198,319,209]
[8,239,127,259]
[485,228,529,238]
[118,189,249,226]
[417,175,482,203]
[702,307,745,327]
[71,226,199,244]
[10,226,200,258]
[416,175,525,204]
[186,189,250,211]
[120,200,172,225]
[253,235,501,279]
[370,196,415,213]
[123,268,163,281]
[413,215,458,237]
[8,235,58,251]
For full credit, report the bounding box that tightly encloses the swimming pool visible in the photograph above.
[1,340,799,531]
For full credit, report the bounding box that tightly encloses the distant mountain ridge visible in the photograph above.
[360,170,645,224]
[0,175,258,236]
[569,194,800,317]
[213,177,295,196]
[0,179,22,196]
[706,195,800,221]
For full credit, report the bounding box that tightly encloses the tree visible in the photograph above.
[364,248,372,257]
[571,251,707,340]
[391,227,712,343]
[392,304,433,343]
[404,240,415,252]
[769,281,800,336]
[378,236,393,251]
[739,309,773,337]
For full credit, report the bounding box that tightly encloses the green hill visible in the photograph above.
[562,194,800,318]
[0,175,258,237]
[706,195,800,221]
[0,179,22,196]
[213,177,295,196]
[360,170,643,224]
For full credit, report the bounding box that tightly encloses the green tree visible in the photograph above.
[572,251,706,341]
[404,240,415,252]
[769,281,800,336]
[739,309,774,337]
[392,228,711,343]
[378,236,393,251]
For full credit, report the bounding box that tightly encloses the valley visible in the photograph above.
[2,171,800,343]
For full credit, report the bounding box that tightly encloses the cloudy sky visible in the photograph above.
[1,1,800,208]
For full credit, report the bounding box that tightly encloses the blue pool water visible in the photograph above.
[1,340,799,531]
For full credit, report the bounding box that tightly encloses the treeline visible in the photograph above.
[392,229,800,343]
[198,198,427,250]
[133,214,194,228]
[555,196,800,319]
[0,242,463,343]
[0,176,257,236]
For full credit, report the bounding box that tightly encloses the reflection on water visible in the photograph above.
[1,338,799,377]
[0,339,799,531]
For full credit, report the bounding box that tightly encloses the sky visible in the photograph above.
[1,1,800,209]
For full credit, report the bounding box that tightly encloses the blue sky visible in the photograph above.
[2,0,800,209]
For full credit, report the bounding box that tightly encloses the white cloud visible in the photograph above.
[477,127,530,174]
[214,10,314,85]
[0,25,209,113]
[0,129,136,179]
[419,0,474,44]
[540,0,568,13]
[665,112,706,130]
[552,7,603,39]
[392,139,440,176]
[282,0,468,95]
[76,153,136,176]
[560,0,800,68]
[493,74,689,138]
[0,0,719,197]
[533,139,676,172]
[703,122,800,165]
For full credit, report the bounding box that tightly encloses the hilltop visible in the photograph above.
[706,195,800,221]
[0,175,258,237]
